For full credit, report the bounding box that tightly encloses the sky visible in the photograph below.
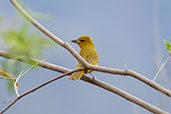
[0,0,171,114]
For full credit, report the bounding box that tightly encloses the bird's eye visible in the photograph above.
[80,40,85,42]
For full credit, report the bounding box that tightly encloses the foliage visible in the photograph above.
[0,18,54,92]
[163,40,171,54]
[1,22,52,58]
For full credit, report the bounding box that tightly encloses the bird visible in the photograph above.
[69,36,98,80]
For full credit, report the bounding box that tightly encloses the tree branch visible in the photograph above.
[9,0,171,98]
[0,50,171,97]
[0,68,84,114]
[82,77,170,114]
[153,55,170,81]
[14,63,38,97]
[0,50,170,114]
[10,0,88,68]
[1,0,168,113]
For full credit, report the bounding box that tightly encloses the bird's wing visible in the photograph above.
[84,55,98,65]
[76,55,98,71]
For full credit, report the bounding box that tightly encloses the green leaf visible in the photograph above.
[163,40,171,54]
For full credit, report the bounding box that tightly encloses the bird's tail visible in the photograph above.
[68,70,84,80]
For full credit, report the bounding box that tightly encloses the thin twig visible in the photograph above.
[153,55,170,82]
[0,76,15,80]
[20,63,38,79]
[14,64,38,97]
[0,68,84,114]
[14,71,23,97]
[123,61,128,70]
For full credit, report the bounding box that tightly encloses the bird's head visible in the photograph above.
[71,36,95,49]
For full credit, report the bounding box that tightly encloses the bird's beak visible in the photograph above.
[71,39,78,43]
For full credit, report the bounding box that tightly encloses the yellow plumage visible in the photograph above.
[69,36,98,80]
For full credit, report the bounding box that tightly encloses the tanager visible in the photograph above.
[69,36,98,80]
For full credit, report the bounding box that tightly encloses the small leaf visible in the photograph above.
[163,40,171,54]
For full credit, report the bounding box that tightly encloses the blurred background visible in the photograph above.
[0,0,171,114]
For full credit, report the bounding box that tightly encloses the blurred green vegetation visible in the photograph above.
[0,10,54,93]
[1,22,52,58]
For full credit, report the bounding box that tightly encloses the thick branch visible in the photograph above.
[0,50,170,114]
[0,50,171,97]
[88,64,171,97]
[82,77,170,114]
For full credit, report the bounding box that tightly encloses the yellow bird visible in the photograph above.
[69,36,98,80]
